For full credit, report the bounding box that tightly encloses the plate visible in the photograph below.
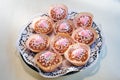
[16,12,103,78]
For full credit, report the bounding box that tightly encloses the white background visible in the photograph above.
[0,0,120,80]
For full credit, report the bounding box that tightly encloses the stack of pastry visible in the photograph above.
[25,4,98,72]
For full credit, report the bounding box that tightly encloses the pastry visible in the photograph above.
[51,33,74,55]
[64,43,90,66]
[34,51,62,72]
[73,12,93,28]
[49,4,68,21]
[54,19,74,35]
[26,34,49,52]
[32,16,53,34]
[72,27,97,45]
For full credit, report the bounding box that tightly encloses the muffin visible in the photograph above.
[64,43,90,66]
[26,34,50,52]
[72,27,98,45]
[48,4,68,21]
[34,51,62,72]
[31,16,53,34]
[51,33,74,55]
[73,12,93,28]
[54,19,74,35]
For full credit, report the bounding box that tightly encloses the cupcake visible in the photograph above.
[54,19,74,35]
[64,43,90,66]
[51,33,74,55]
[26,34,50,52]
[34,51,62,72]
[32,16,53,34]
[49,4,68,21]
[73,12,93,28]
[72,27,97,45]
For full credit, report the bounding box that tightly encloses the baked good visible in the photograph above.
[26,34,49,52]
[73,12,93,28]
[54,19,74,35]
[64,43,90,66]
[34,51,62,72]
[51,33,74,55]
[72,27,97,45]
[49,4,68,21]
[32,16,53,34]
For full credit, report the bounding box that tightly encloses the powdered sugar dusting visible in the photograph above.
[59,22,69,31]
[41,51,55,62]
[72,48,84,57]
[54,7,64,15]
[56,38,69,46]
[80,16,89,25]
[78,29,91,37]
[38,20,49,28]
[34,36,44,45]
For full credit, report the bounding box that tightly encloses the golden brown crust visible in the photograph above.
[48,4,68,21]
[73,12,93,28]
[64,43,90,66]
[51,33,74,55]
[31,16,53,34]
[72,27,98,45]
[54,19,75,35]
[26,34,50,52]
[34,51,62,72]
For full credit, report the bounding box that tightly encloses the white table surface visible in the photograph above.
[0,0,120,80]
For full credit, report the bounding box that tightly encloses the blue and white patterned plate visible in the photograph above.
[16,12,103,78]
